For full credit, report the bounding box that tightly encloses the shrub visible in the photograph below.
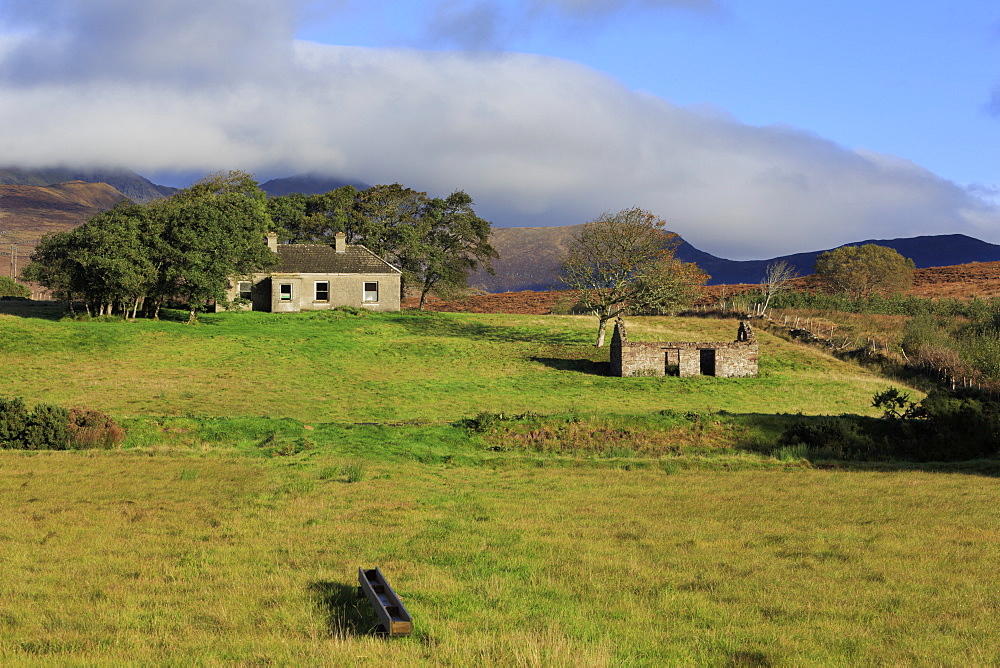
[24,403,70,450]
[0,276,31,299]
[0,397,29,448]
[67,408,127,449]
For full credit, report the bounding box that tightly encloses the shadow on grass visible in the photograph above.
[727,412,1000,478]
[309,581,384,637]
[0,299,66,320]
[394,312,587,346]
[530,357,609,376]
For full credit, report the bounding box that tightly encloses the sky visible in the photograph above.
[0,0,999,259]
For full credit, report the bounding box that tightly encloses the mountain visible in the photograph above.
[471,227,1000,292]
[682,234,1000,286]
[259,174,371,197]
[0,181,127,244]
[0,167,176,204]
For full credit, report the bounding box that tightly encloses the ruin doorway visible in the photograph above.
[665,349,680,376]
[699,349,716,376]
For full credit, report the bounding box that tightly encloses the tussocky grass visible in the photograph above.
[0,450,997,665]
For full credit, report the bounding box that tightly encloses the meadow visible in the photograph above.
[0,307,891,422]
[2,305,997,664]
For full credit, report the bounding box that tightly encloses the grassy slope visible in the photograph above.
[0,309,893,422]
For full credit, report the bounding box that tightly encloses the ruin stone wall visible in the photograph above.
[609,320,758,378]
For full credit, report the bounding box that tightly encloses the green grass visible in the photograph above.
[0,451,997,664]
[0,308,897,422]
[5,305,990,663]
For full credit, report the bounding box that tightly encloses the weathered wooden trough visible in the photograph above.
[357,567,413,637]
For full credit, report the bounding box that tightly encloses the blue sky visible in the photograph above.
[1,0,999,259]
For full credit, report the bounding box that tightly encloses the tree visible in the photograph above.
[399,190,498,309]
[23,231,89,307]
[814,244,915,300]
[24,203,155,317]
[149,170,279,323]
[760,260,798,315]
[559,207,709,346]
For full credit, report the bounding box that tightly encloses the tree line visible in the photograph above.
[24,172,497,321]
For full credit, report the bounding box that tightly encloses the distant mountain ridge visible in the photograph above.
[471,228,1000,292]
[0,167,176,204]
[259,174,371,197]
[0,181,126,243]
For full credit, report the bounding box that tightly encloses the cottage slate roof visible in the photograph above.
[272,244,400,275]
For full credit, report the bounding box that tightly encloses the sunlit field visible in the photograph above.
[1,452,997,665]
[3,304,992,665]
[0,308,894,422]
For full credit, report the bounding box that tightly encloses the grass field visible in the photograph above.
[0,307,893,422]
[3,304,997,664]
[1,452,997,664]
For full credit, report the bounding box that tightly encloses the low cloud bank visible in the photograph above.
[1,0,997,258]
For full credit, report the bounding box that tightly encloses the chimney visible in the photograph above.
[266,232,278,252]
[335,231,347,253]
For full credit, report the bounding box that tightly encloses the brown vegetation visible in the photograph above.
[404,261,1000,314]
[0,181,126,283]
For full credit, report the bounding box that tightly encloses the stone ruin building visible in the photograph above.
[609,320,758,378]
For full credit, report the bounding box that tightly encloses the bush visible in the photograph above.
[67,408,127,449]
[0,276,30,299]
[24,403,70,450]
[0,399,124,450]
[0,397,29,448]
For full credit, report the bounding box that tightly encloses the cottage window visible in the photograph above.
[363,282,379,303]
[237,281,252,301]
[279,284,292,301]
[314,281,330,302]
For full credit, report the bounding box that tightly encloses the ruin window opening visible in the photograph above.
[279,284,292,302]
[238,281,252,301]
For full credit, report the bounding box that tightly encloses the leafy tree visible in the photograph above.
[269,187,360,243]
[148,171,278,323]
[559,207,709,346]
[814,244,915,300]
[22,231,86,306]
[352,183,427,259]
[64,201,156,317]
[400,190,497,309]
[0,276,30,298]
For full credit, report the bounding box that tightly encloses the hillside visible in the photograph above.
[0,181,127,280]
[409,260,1000,314]
[259,174,371,196]
[0,166,176,204]
[472,225,1000,292]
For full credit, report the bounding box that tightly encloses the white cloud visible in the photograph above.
[1,0,997,259]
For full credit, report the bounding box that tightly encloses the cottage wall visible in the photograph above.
[220,272,401,313]
[269,273,400,313]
